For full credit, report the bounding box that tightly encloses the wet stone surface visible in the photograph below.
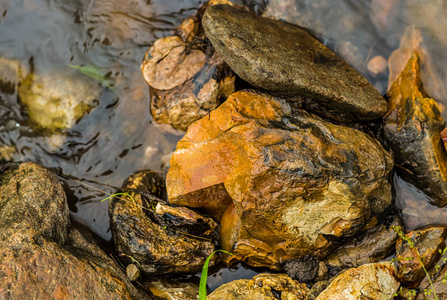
[315,262,400,300]
[0,162,148,299]
[325,214,401,270]
[207,273,309,300]
[109,169,217,275]
[141,0,235,131]
[384,50,447,207]
[202,4,387,123]
[168,90,393,269]
[395,227,447,287]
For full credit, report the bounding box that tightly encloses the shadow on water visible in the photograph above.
[1,0,447,290]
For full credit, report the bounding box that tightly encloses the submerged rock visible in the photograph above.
[141,0,235,131]
[109,169,217,275]
[315,262,400,300]
[0,57,26,95]
[394,226,447,287]
[207,273,309,300]
[325,214,401,270]
[0,162,147,299]
[383,52,447,207]
[202,4,387,122]
[167,90,393,269]
[18,71,100,131]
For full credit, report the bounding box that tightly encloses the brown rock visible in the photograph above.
[394,226,447,287]
[0,162,148,299]
[109,170,217,275]
[167,90,393,269]
[143,279,199,300]
[387,26,446,105]
[315,262,400,300]
[207,273,309,300]
[141,1,235,131]
[384,50,447,207]
[325,214,401,269]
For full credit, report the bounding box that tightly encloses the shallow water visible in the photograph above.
[1,0,447,290]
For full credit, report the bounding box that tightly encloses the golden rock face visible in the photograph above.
[167,90,393,269]
[384,51,447,207]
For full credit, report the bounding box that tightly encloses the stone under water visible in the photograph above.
[202,4,387,123]
[167,90,393,269]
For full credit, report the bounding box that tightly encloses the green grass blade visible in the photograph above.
[199,250,233,300]
[68,64,112,87]
[100,192,133,202]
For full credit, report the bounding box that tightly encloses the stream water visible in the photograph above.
[1,0,447,292]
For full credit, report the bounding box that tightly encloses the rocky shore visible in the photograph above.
[2,1,447,299]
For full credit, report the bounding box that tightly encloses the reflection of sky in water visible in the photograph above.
[0,0,447,239]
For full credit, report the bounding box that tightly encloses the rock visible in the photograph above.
[127,264,140,282]
[308,280,330,300]
[18,70,100,131]
[143,279,199,300]
[207,273,309,300]
[394,226,447,287]
[387,26,446,105]
[315,262,400,300]
[109,170,217,275]
[284,256,319,282]
[325,214,401,270]
[383,51,447,207]
[0,162,148,299]
[141,1,235,131]
[367,56,388,77]
[167,90,393,269]
[202,4,387,122]
[121,169,167,200]
[416,259,447,300]
[262,0,392,94]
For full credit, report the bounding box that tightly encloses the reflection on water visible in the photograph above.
[1,0,447,282]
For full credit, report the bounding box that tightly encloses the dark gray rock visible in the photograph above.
[284,256,319,282]
[202,4,387,122]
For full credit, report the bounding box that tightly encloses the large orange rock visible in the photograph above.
[167,90,393,269]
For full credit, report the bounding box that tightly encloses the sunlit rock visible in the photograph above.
[315,262,399,300]
[387,26,446,105]
[0,162,147,299]
[203,4,387,122]
[18,71,100,131]
[167,90,393,269]
[207,273,309,300]
[384,51,447,207]
[141,1,235,131]
[144,279,199,300]
[109,169,217,275]
[394,226,447,287]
